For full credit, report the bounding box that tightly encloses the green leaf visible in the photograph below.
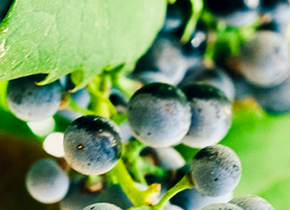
[0,0,166,87]
[221,102,290,209]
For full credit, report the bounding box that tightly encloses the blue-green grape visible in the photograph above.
[230,195,275,210]
[25,158,69,204]
[190,145,242,196]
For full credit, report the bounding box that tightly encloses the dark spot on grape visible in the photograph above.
[87,163,91,166]
[147,132,151,136]
[233,164,239,171]
[214,178,219,181]
[197,108,202,113]
[90,207,95,210]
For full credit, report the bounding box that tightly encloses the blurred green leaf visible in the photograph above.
[0,0,166,87]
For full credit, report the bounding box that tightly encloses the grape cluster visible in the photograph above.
[2,0,285,209]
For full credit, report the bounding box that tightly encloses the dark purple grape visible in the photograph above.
[190,67,235,101]
[251,76,290,115]
[190,145,242,196]
[82,203,123,210]
[204,0,259,26]
[25,158,69,204]
[60,176,133,210]
[230,195,274,210]
[201,203,243,210]
[132,33,202,85]
[182,84,232,148]
[239,31,290,87]
[171,188,232,210]
[162,0,192,32]
[6,75,63,122]
[260,0,289,12]
[127,83,191,148]
[0,0,13,23]
[63,115,122,175]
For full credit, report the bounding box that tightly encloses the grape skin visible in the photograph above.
[162,0,191,32]
[230,195,275,210]
[193,68,235,102]
[204,0,259,26]
[133,33,201,85]
[6,75,63,122]
[190,145,242,196]
[201,203,243,210]
[239,31,290,87]
[63,115,122,175]
[127,83,191,148]
[182,84,232,148]
[0,0,13,23]
[82,203,123,210]
[60,176,132,210]
[154,147,185,170]
[171,188,233,210]
[25,158,69,204]
[251,76,290,115]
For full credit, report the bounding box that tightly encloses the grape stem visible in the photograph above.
[123,140,165,185]
[107,159,161,207]
[152,174,194,210]
[181,0,204,43]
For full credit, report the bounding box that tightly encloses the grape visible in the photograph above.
[43,132,65,158]
[164,204,183,210]
[132,33,202,85]
[63,115,122,175]
[82,203,123,210]
[251,76,290,115]
[132,71,173,85]
[0,0,13,23]
[6,75,63,122]
[25,158,69,204]
[257,21,287,36]
[171,188,233,210]
[127,83,191,148]
[58,88,91,121]
[60,176,132,210]
[230,195,275,210]
[201,203,243,210]
[109,87,128,114]
[154,147,185,170]
[119,122,132,143]
[162,0,191,32]
[259,1,290,37]
[182,84,232,148]
[190,145,242,196]
[239,31,290,87]
[204,0,259,26]
[192,67,235,101]
[260,0,289,12]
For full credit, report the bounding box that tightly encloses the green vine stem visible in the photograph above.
[87,72,117,118]
[106,159,161,207]
[181,0,204,43]
[123,140,165,185]
[152,174,194,210]
[65,95,95,116]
